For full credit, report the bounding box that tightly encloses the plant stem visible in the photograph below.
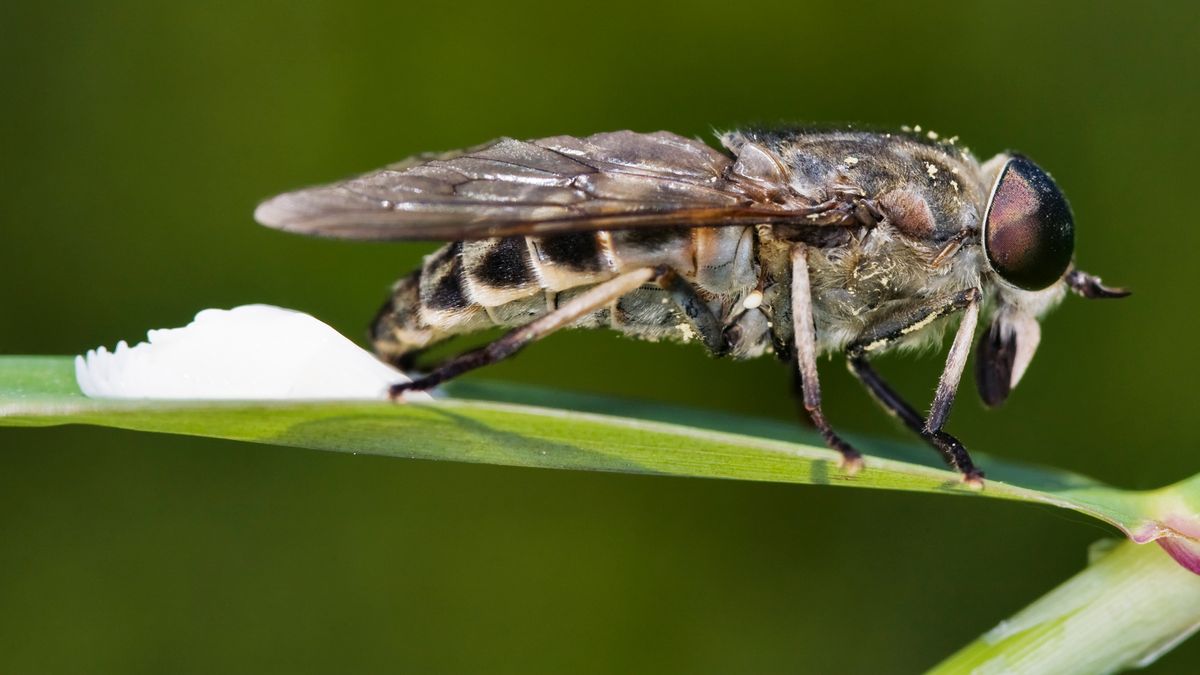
[930,540,1200,674]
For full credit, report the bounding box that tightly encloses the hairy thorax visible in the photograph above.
[732,130,993,357]
[806,225,984,355]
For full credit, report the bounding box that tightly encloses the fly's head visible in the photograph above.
[974,153,1129,407]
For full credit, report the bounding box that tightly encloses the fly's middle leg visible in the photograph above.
[844,287,985,486]
[790,244,864,474]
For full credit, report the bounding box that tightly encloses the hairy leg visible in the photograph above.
[844,288,985,485]
[790,244,863,473]
[389,265,730,397]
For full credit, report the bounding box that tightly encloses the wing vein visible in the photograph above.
[254,130,814,241]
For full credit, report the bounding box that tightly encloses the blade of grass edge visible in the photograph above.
[1,356,1197,573]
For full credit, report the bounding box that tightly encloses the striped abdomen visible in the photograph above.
[371,226,763,363]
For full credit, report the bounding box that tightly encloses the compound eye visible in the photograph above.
[983,156,1075,290]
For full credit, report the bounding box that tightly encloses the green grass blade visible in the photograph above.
[2,356,1197,566]
[6,355,1200,672]
[930,539,1200,674]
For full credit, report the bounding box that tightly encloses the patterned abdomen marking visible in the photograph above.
[372,227,761,360]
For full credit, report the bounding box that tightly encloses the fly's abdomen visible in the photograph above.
[371,227,758,360]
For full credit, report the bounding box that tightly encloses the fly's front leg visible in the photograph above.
[844,288,984,486]
[926,291,981,435]
[390,267,658,398]
[847,357,982,487]
[790,244,864,474]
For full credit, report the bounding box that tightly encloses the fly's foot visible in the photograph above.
[927,430,985,489]
[817,426,864,476]
[839,452,865,476]
[388,380,430,402]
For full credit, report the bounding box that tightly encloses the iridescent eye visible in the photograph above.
[982,156,1075,290]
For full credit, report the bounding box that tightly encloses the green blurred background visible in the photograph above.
[2,1,1197,672]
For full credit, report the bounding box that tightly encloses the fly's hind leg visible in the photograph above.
[844,288,984,486]
[790,244,864,474]
[389,267,655,398]
[389,265,729,398]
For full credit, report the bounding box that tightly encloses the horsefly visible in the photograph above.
[255,127,1129,485]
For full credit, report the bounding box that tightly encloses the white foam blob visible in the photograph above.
[75,304,429,401]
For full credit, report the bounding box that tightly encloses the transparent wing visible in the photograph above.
[254,130,811,240]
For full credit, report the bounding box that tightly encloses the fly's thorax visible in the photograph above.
[727,129,991,241]
[723,131,999,356]
[804,228,985,354]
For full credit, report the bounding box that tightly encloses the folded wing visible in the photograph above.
[254,130,808,241]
